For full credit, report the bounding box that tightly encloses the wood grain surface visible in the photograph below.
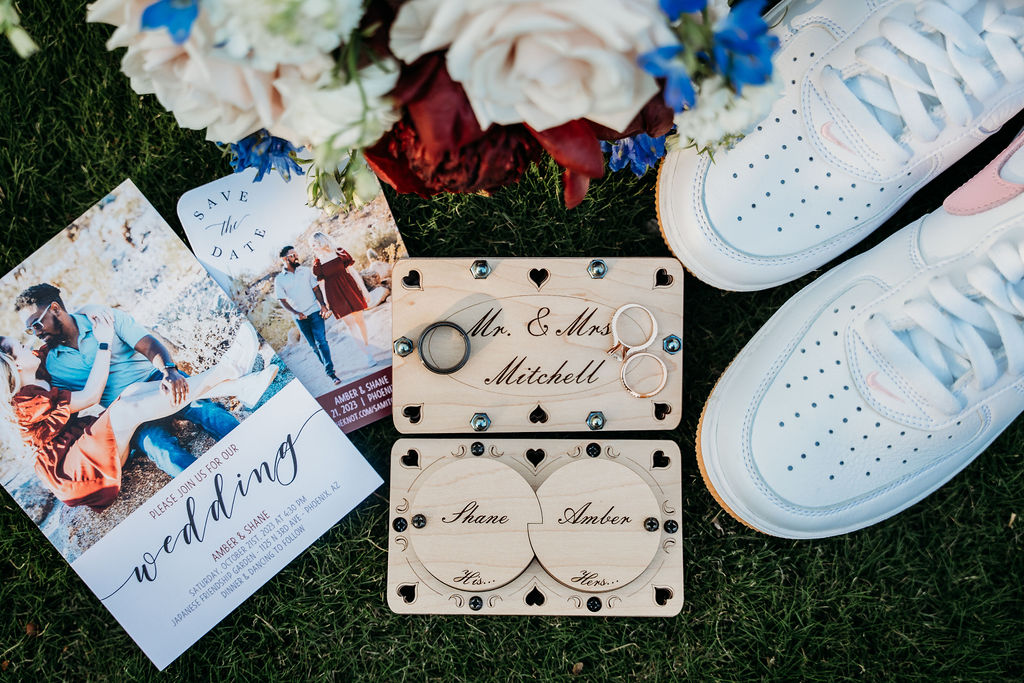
[388,438,684,616]
[391,258,684,433]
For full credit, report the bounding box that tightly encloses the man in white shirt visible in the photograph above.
[274,245,341,386]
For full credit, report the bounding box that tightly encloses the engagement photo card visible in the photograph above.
[177,170,408,432]
[0,180,383,669]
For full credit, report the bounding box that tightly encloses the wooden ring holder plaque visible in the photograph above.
[391,258,683,433]
[387,438,683,616]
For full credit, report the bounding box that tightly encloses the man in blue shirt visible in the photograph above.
[274,245,341,385]
[15,283,239,477]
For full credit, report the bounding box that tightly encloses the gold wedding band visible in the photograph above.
[619,352,667,399]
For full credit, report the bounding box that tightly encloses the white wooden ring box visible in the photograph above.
[391,258,683,433]
[387,438,683,616]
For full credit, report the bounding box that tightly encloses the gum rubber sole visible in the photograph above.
[655,160,761,531]
[694,366,763,534]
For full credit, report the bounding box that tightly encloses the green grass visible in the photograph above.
[2,2,1023,680]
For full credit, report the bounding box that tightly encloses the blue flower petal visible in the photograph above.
[141,0,199,45]
[712,0,779,90]
[660,0,708,21]
[604,133,669,177]
[638,45,685,78]
[664,70,697,112]
[639,45,695,112]
[228,130,305,182]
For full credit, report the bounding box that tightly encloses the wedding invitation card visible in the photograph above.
[0,180,382,669]
[177,170,408,432]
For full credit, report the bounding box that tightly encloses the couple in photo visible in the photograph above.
[0,284,278,511]
[275,232,376,386]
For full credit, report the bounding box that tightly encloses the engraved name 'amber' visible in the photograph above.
[557,502,631,525]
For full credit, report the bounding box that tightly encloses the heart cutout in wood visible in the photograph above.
[528,268,549,289]
[402,269,422,289]
[403,405,422,424]
[654,587,673,606]
[654,402,671,421]
[400,449,419,467]
[525,448,545,467]
[398,584,417,604]
[529,404,548,424]
[652,450,670,469]
[654,268,673,287]
[525,587,545,606]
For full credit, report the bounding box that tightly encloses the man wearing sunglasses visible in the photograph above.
[14,283,239,477]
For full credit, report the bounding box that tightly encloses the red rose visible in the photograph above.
[366,53,617,208]
[366,119,542,195]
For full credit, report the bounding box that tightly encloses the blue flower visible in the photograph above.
[638,45,696,113]
[660,0,708,21]
[141,0,199,45]
[602,133,668,177]
[712,0,779,92]
[228,130,305,182]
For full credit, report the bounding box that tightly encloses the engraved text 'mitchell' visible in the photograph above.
[483,357,605,386]
[557,502,631,525]
[441,500,509,524]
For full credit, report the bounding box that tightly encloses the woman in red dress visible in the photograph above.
[310,232,376,367]
[0,313,276,510]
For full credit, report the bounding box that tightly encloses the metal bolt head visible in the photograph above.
[586,411,606,431]
[586,442,601,457]
[393,337,414,357]
[392,517,408,533]
[664,519,679,534]
[587,259,608,279]
[470,260,491,279]
[586,597,602,612]
[471,413,491,431]
[644,517,660,532]
[470,441,485,456]
[411,514,426,529]
[469,596,483,611]
[663,334,682,355]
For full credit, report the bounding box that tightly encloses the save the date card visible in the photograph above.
[177,169,408,432]
[0,180,382,669]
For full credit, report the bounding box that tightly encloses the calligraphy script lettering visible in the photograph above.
[467,308,510,337]
[453,570,493,586]
[98,412,319,601]
[204,212,249,237]
[571,570,613,587]
[524,307,611,338]
[441,500,509,525]
[557,502,631,525]
[483,357,605,386]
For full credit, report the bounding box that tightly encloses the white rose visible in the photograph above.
[390,0,674,132]
[274,62,401,163]
[89,0,368,145]
[203,0,364,71]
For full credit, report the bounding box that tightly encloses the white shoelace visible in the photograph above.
[823,0,1024,168]
[867,241,1024,414]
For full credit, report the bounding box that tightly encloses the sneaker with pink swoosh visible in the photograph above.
[658,0,1024,291]
[697,130,1024,537]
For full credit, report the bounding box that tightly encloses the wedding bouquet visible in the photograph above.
[84,0,780,211]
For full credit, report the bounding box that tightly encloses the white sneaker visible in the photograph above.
[658,0,1024,291]
[698,131,1024,538]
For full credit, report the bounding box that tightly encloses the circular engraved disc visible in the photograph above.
[529,459,660,593]
[410,458,541,591]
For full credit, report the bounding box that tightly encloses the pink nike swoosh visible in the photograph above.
[821,121,855,153]
[866,371,904,403]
